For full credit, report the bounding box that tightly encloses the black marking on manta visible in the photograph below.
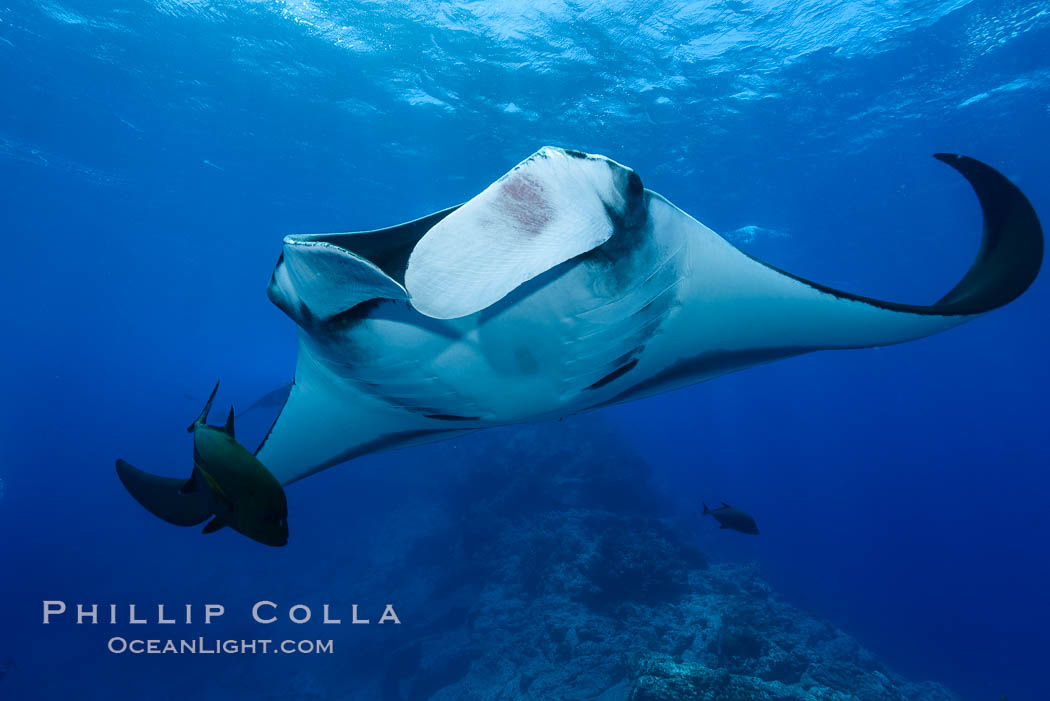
[423,413,480,421]
[587,358,640,390]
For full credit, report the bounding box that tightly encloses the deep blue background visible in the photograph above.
[2,0,1048,698]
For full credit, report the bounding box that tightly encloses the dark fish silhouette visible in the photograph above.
[702,502,760,535]
[116,381,289,546]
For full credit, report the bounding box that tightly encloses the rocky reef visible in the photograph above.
[327,416,960,701]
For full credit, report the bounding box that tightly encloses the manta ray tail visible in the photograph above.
[115,459,212,527]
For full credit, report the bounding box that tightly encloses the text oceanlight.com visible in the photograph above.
[107,637,334,655]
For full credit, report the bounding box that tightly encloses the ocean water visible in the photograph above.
[1,1,1048,699]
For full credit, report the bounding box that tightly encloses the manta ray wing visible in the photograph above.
[596,155,1041,406]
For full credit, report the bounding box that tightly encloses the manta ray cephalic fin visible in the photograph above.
[405,147,647,319]
[268,240,408,325]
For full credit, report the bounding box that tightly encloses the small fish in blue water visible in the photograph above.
[115,381,289,547]
[702,502,760,535]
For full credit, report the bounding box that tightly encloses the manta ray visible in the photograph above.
[117,147,1043,542]
[252,147,1040,486]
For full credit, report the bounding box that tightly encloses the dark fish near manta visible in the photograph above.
[115,381,289,547]
[703,502,760,535]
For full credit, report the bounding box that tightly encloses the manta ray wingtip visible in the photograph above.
[930,152,1043,314]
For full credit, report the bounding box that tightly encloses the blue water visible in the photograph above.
[2,1,1048,699]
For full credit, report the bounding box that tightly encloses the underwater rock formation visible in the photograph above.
[315,416,960,701]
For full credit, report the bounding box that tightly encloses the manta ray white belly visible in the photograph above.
[257,147,1042,485]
